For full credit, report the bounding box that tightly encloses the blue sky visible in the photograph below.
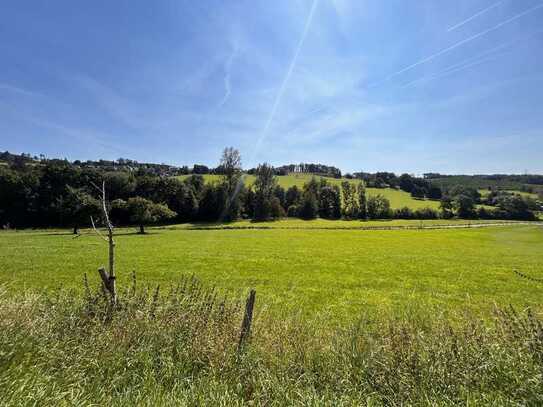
[1,0,543,174]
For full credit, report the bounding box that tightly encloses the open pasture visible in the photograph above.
[1,222,541,318]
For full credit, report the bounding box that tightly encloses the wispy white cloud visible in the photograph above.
[71,74,143,129]
[70,74,174,132]
[29,118,130,154]
[279,104,386,146]
[216,45,238,109]
[0,83,40,97]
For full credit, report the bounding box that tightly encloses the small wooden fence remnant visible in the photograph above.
[238,289,256,352]
[98,266,116,301]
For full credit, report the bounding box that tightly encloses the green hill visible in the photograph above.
[177,173,440,210]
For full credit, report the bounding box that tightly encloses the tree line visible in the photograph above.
[0,148,539,231]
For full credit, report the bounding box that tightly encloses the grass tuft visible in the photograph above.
[1,279,542,405]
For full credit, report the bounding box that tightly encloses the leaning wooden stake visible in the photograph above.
[91,181,117,305]
[238,289,256,352]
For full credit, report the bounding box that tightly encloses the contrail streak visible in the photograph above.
[447,1,504,32]
[401,28,543,88]
[369,2,543,87]
[401,53,504,88]
[249,0,319,160]
[217,0,319,223]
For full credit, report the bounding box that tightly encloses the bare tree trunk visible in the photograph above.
[91,181,116,305]
[73,225,79,235]
[107,224,116,305]
[139,224,145,234]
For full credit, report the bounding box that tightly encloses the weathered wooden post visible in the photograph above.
[238,289,256,352]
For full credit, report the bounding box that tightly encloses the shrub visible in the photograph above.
[367,194,392,219]
[413,207,439,219]
[270,197,285,219]
[394,206,413,219]
[287,205,298,217]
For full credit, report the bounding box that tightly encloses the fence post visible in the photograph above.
[238,289,256,352]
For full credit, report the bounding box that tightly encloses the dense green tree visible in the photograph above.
[243,188,256,219]
[110,199,130,225]
[61,186,101,234]
[453,194,476,218]
[218,147,243,221]
[427,185,443,200]
[219,147,242,193]
[341,181,359,219]
[174,184,199,221]
[103,171,136,200]
[254,163,276,196]
[198,185,220,221]
[192,164,210,174]
[439,195,454,219]
[319,185,341,219]
[37,162,81,225]
[126,197,176,234]
[184,174,205,198]
[270,197,285,219]
[411,185,425,199]
[448,185,481,203]
[298,192,319,220]
[0,167,39,227]
[153,178,183,204]
[399,174,415,193]
[134,176,158,200]
[366,195,391,219]
[358,183,368,220]
[254,194,272,221]
[253,163,277,221]
[273,185,286,209]
[303,177,320,200]
[285,186,302,208]
[497,195,535,220]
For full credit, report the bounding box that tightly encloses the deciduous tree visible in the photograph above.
[127,197,176,234]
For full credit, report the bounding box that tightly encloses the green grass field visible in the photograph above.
[173,218,518,229]
[2,221,543,404]
[178,173,440,210]
[1,221,541,318]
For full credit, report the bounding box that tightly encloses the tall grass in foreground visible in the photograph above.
[1,277,542,406]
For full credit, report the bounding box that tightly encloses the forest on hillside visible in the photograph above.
[1,149,540,231]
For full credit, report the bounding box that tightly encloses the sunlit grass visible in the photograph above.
[1,280,542,405]
[1,223,541,318]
